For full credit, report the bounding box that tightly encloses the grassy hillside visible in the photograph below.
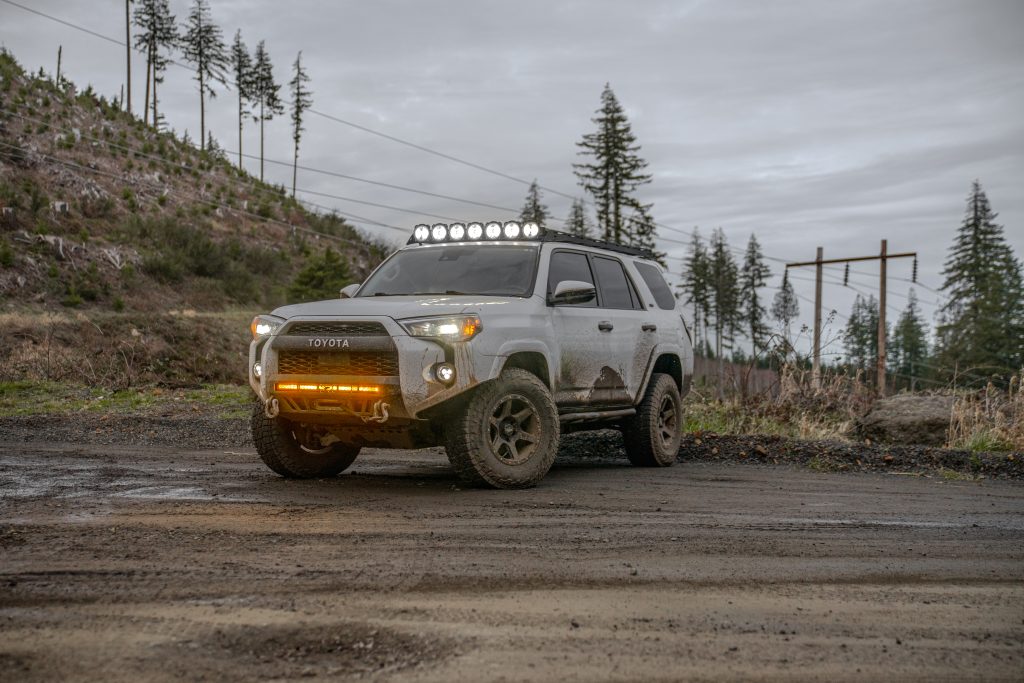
[0,50,392,387]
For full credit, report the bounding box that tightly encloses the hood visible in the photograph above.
[271,295,524,321]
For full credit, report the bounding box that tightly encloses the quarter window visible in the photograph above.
[635,262,677,310]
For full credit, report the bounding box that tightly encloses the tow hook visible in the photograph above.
[362,400,389,424]
[264,397,280,419]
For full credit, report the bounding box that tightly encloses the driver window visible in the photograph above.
[547,251,596,308]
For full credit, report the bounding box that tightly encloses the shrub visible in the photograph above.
[287,247,353,303]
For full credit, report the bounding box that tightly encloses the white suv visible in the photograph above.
[248,222,693,488]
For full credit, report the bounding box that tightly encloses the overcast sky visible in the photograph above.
[3,0,1022,357]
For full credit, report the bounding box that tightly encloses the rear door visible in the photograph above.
[590,255,655,403]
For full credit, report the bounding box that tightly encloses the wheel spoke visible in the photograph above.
[512,407,533,426]
[517,431,538,444]
[491,434,505,455]
[498,400,513,419]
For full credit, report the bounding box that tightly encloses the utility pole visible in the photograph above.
[813,247,823,386]
[786,241,916,395]
[125,0,131,115]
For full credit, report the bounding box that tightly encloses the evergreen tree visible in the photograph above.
[132,0,177,128]
[707,228,740,361]
[679,228,711,353]
[565,198,592,238]
[771,270,799,355]
[289,51,313,198]
[182,0,228,152]
[626,205,664,264]
[889,289,929,390]
[739,234,772,354]
[288,247,352,303]
[936,181,1024,380]
[518,180,549,227]
[844,294,883,377]
[229,30,253,171]
[573,84,654,247]
[251,40,284,182]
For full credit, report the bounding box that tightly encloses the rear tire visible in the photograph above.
[250,401,360,479]
[622,373,682,467]
[444,368,559,489]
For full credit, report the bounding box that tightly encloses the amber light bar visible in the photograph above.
[275,383,381,394]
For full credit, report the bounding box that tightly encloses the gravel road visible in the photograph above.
[1,434,1022,681]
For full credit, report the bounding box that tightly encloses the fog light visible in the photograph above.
[253,362,262,378]
[434,362,456,385]
[431,223,447,241]
[503,221,521,238]
[485,221,501,239]
[413,224,430,242]
[467,222,483,239]
[449,223,466,240]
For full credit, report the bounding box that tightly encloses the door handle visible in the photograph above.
[598,321,614,332]
[642,323,657,332]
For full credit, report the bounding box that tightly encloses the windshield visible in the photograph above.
[357,244,539,297]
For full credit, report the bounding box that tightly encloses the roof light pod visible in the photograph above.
[431,223,447,241]
[413,224,430,242]
[523,222,540,238]
[449,223,466,240]
[485,222,502,239]
[503,221,521,239]
[467,222,483,240]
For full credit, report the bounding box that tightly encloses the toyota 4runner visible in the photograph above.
[248,221,693,489]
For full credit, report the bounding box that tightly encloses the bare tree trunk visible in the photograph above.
[152,62,158,131]
[259,99,265,182]
[292,141,298,197]
[237,91,243,170]
[143,45,152,126]
[199,73,206,152]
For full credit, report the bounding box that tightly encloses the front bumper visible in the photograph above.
[249,315,497,422]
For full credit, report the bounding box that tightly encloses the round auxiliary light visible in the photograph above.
[503,221,521,239]
[467,222,483,240]
[431,223,447,241]
[448,223,466,240]
[434,362,456,385]
[413,224,430,242]
[485,222,502,239]
[522,222,540,238]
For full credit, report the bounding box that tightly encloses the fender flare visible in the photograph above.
[635,342,692,401]
[488,339,556,387]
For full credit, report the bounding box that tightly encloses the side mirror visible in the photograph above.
[339,283,360,299]
[550,280,596,306]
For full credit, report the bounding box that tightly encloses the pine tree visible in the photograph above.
[936,181,1024,380]
[229,30,253,171]
[844,294,883,377]
[708,228,740,362]
[771,270,799,355]
[679,229,711,353]
[889,289,929,390]
[573,84,654,247]
[739,234,772,354]
[288,247,352,303]
[626,205,664,264]
[289,51,313,198]
[251,40,284,182]
[181,0,228,152]
[518,180,549,227]
[132,0,177,129]
[565,198,592,238]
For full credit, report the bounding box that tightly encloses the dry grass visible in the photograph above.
[684,365,874,441]
[947,375,1024,453]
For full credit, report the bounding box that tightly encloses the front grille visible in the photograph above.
[283,321,387,336]
[278,350,399,376]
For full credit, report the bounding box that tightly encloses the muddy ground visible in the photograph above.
[1,423,1022,681]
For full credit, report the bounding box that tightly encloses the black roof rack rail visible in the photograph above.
[540,230,655,259]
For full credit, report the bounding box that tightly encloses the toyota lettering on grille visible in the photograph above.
[308,338,350,349]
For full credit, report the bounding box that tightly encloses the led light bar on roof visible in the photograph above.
[409,221,546,244]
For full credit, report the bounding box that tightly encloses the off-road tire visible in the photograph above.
[444,368,559,489]
[250,402,360,479]
[622,373,682,467]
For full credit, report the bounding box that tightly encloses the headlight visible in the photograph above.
[504,221,521,239]
[485,222,501,239]
[449,223,466,240]
[400,315,482,342]
[467,222,483,239]
[431,223,447,241]
[250,314,284,339]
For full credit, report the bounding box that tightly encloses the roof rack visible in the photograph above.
[539,230,656,259]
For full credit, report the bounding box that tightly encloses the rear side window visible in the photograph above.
[547,251,596,307]
[592,256,639,310]
[635,262,676,310]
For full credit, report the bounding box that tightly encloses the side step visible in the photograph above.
[559,408,635,424]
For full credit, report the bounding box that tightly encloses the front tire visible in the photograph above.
[444,368,559,489]
[250,402,360,479]
[622,373,682,467]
